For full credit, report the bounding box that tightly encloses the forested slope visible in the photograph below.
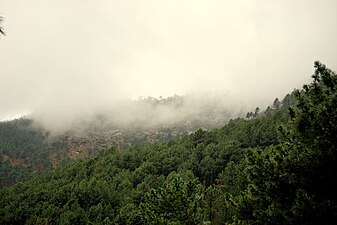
[0,119,68,187]
[0,62,336,224]
[0,94,241,187]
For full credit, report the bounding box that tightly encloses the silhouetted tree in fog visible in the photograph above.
[0,16,5,36]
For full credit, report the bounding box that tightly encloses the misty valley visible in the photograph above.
[1,62,336,224]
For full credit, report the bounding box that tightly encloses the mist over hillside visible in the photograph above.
[0,92,263,187]
[2,0,337,124]
[1,0,337,223]
[30,93,255,134]
[0,88,294,188]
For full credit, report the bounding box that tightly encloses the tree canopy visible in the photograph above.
[0,62,336,224]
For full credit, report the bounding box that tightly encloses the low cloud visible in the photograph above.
[1,0,337,129]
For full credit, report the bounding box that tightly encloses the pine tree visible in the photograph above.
[230,62,337,224]
[0,16,5,36]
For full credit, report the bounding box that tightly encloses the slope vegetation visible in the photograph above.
[1,62,336,224]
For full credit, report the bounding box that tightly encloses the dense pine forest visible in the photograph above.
[0,61,336,224]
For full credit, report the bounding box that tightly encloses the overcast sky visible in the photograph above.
[1,0,337,121]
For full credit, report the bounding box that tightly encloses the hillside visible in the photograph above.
[0,95,292,224]
[1,62,336,224]
[0,94,244,187]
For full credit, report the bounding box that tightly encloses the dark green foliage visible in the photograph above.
[140,174,204,225]
[230,62,337,224]
[2,62,336,224]
[0,98,289,224]
[0,119,63,187]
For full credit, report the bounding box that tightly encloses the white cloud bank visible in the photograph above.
[0,0,336,125]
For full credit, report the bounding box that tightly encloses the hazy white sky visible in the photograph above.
[1,0,337,121]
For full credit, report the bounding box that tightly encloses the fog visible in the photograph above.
[31,93,249,134]
[1,0,337,130]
